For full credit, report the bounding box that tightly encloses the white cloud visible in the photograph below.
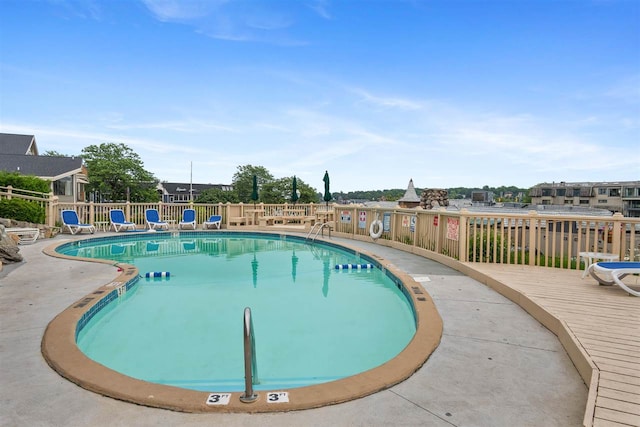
[140,0,309,45]
[351,88,423,111]
[140,0,225,22]
[307,0,332,19]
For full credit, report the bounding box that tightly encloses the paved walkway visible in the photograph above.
[1,234,587,426]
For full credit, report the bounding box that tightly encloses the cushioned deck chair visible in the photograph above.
[145,209,169,230]
[61,210,95,235]
[588,261,640,297]
[178,208,197,230]
[5,227,40,244]
[203,215,222,229]
[109,209,136,232]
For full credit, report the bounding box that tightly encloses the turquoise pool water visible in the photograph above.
[58,233,416,392]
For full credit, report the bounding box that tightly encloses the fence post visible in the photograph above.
[458,209,469,262]
[48,195,59,227]
[6,185,12,200]
[89,201,95,224]
[611,212,624,259]
[528,211,538,266]
[125,201,131,223]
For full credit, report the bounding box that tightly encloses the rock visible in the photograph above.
[420,189,449,210]
[0,225,23,264]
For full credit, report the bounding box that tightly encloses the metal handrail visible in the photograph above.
[306,222,332,242]
[240,307,258,403]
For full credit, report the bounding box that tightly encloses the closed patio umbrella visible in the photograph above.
[291,176,299,204]
[251,175,259,208]
[323,170,331,208]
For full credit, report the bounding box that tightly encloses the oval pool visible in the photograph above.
[43,231,442,412]
[56,232,416,392]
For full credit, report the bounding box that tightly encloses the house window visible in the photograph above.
[608,188,620,197]
[53,177,72,196]
[598,199,608,204]
[564,199,573,204]
[580,199,589,205]
[541,188,553,196]
[598,188,607,195]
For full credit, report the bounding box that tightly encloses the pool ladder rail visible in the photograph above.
[306,222,332,242]
[240,307,259,403]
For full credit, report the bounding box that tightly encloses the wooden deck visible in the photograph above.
[463,263,640,427]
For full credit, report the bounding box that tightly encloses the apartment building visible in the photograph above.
[529,181,640,217]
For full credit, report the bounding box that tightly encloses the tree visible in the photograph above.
[261,177,316,204]
[81,143,158,202]
[41,150,69,157]
[195,188,239,204]
[232,165,274,203]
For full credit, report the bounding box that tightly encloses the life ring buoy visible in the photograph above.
[369,220,383,239]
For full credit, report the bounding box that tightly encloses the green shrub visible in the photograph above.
[468,230,507,263]
[0,171,50,193]
[0,198,46,223]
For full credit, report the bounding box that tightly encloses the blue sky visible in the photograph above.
[1,0,639,192]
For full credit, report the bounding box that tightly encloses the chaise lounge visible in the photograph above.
[5,227,40,244]
[109,209,136,232]
[145,209,169,231]
[203,215,222,229]
[178,209,197,230]
[61,210,95,235]
[588,261,640,297]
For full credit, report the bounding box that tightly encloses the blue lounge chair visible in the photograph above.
[61,210,95,235]
[179,208,197,230]
[109,209,136,232]
[588,261,640,297]
[203,214,222,230]
[145,208,169,230]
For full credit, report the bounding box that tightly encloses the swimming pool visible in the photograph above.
[43,231,442,412]
[60,232,416,391]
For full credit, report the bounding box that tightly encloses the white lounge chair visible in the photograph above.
[61,210,95,235]
[109,209,136,232]
[145,209,169,230]
[203,215,222,229]
[5,227,40,244]
[178,209,197,230]
[588,261,640,297]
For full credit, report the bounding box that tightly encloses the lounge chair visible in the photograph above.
[178,208,197,230]
[145,209,169,230]
[5,227,39,244]
[588,261,640,297]
[61,210,95,235]
[203,215,222,229]
[109,209,136,232]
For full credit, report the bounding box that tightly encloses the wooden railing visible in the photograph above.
[3,184,639,272]
[330,206,640,271]
[51,201,331,230]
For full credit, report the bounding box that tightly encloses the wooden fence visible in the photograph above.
[3,186,639,271]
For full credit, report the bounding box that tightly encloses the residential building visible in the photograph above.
[157,182,233,203]
[0,133,88,202]
[529,181,640,217]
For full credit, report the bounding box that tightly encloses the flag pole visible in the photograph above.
[190,161,193,202]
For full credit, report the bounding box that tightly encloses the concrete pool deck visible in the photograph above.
[1,232,587,426]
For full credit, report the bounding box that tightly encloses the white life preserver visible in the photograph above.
[369,220,383,239]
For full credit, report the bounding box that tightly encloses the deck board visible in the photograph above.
[466,263,640,427]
